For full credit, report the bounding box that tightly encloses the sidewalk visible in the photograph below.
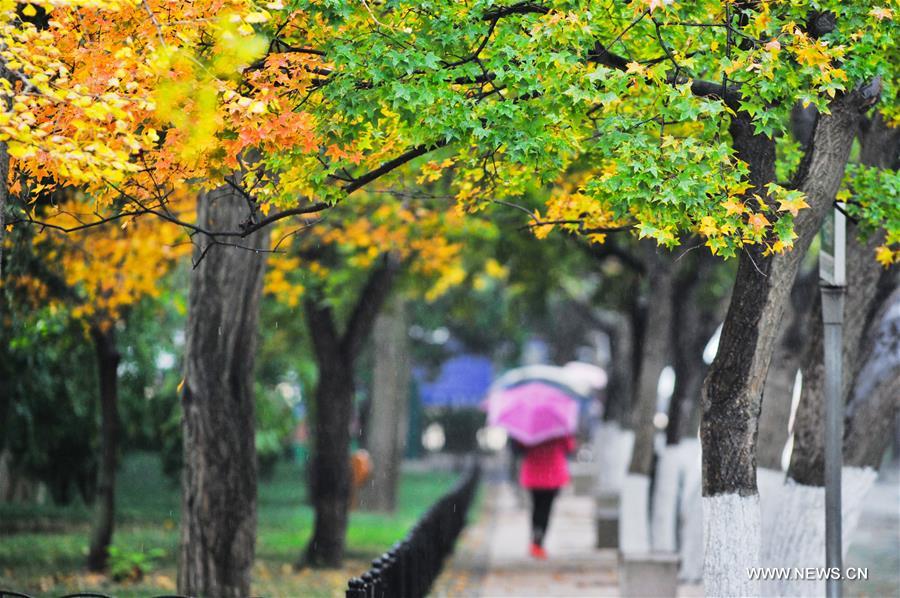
[432,481,701,597]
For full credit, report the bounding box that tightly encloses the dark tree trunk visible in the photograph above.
[702,92,867,498]
[598,309,634,424]
[843,289,900,469]
[628,276,647,426]
[360,294,410,512]
[628,245,674,476]
[788,110,898,485]
[0,140,8,280]
[86,324,120,572]
[178,183,270,597]
[700,87,874,596]
[303,331,354,567]
[755,269,818,470]
[666,249,727,445]
[787,238,888,484]
[300,255,399,568]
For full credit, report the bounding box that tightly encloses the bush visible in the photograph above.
[107,546,166,582]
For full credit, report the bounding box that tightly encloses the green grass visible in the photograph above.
[0,451,458,597]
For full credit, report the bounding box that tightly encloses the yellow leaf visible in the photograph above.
[875,245,895,267]
[777,196,809,216]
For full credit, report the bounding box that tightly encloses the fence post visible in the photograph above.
[346,577,367,598]
[361,571,375,598]
[370,556,385,598]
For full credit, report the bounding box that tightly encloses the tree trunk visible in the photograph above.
[628,248,675,477]
[756,269,818,471]
[179,184,269,597]
[701,89,868,596]
[300,255,399,568]
[86,324,121,571]
[843,289,900,469]
[303,339,355,567]
[652,249,725,553]
[589,309,636,501]
[359,294,410,512]
[0,141,7,280]
[667,250,726,445]
[763,249,894,597]
[760,112,897,596]
[1,55,9,280]
[787,240,890,486]
[621,245,674,553]
[600,309,635,425]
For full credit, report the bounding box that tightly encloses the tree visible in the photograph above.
[265,192,500,568]
[652,247,730,561]
[755,267,817,473]
[620,243,675,553]
[179,183,270,596]
[2,197,186,570]
[760,113,898,596]
[359,293,411,513]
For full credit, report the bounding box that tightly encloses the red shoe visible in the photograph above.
[529,543,548,560]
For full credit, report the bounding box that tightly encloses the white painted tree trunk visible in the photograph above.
[678,439,703,582]
[593,422,634,499]
[650,444,682,552]
[620,473,651,553]
[760,466,878,596]
[702,493,761,597]
[757,466,786,547]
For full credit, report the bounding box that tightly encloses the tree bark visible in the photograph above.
[302,316,354,568]
[86,324,120,572]
[301,255,399,568]
[701,89,870,596]
[666,249,726,444]
[359,294,410,512]
[1,55,9,280]
[628,246,674,476]
[762,251,895,597]
[756,269,818,471]
[788,109,899,485]
[0,141,7,280]
[179,183,270,597]
[760,111,897,596]
[651,250,726,554]
[788,234,896,485]
[581,307,633,424]
[620,245,674,554]
[843,289,900,469]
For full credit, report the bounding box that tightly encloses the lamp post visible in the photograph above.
[819,204,846,598]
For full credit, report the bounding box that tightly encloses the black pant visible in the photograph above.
[530,488,558,546]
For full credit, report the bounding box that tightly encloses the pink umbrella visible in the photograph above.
[486,381,579,446]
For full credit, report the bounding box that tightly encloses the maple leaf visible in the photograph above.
[869,7,893,21]
[747,212,770,232]
[875,245,896,267]
[722,198,746,216]
[699,216,719,237]
[777,195,810,216]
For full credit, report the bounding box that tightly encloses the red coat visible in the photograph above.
[519,435,575,489]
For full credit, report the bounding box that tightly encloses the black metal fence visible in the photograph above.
[346,462,481,598]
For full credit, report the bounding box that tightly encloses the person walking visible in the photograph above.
[519,434,576,559]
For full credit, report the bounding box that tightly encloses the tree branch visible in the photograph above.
[340,253,401,360]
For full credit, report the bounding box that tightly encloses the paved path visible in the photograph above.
[433,481,701,597]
